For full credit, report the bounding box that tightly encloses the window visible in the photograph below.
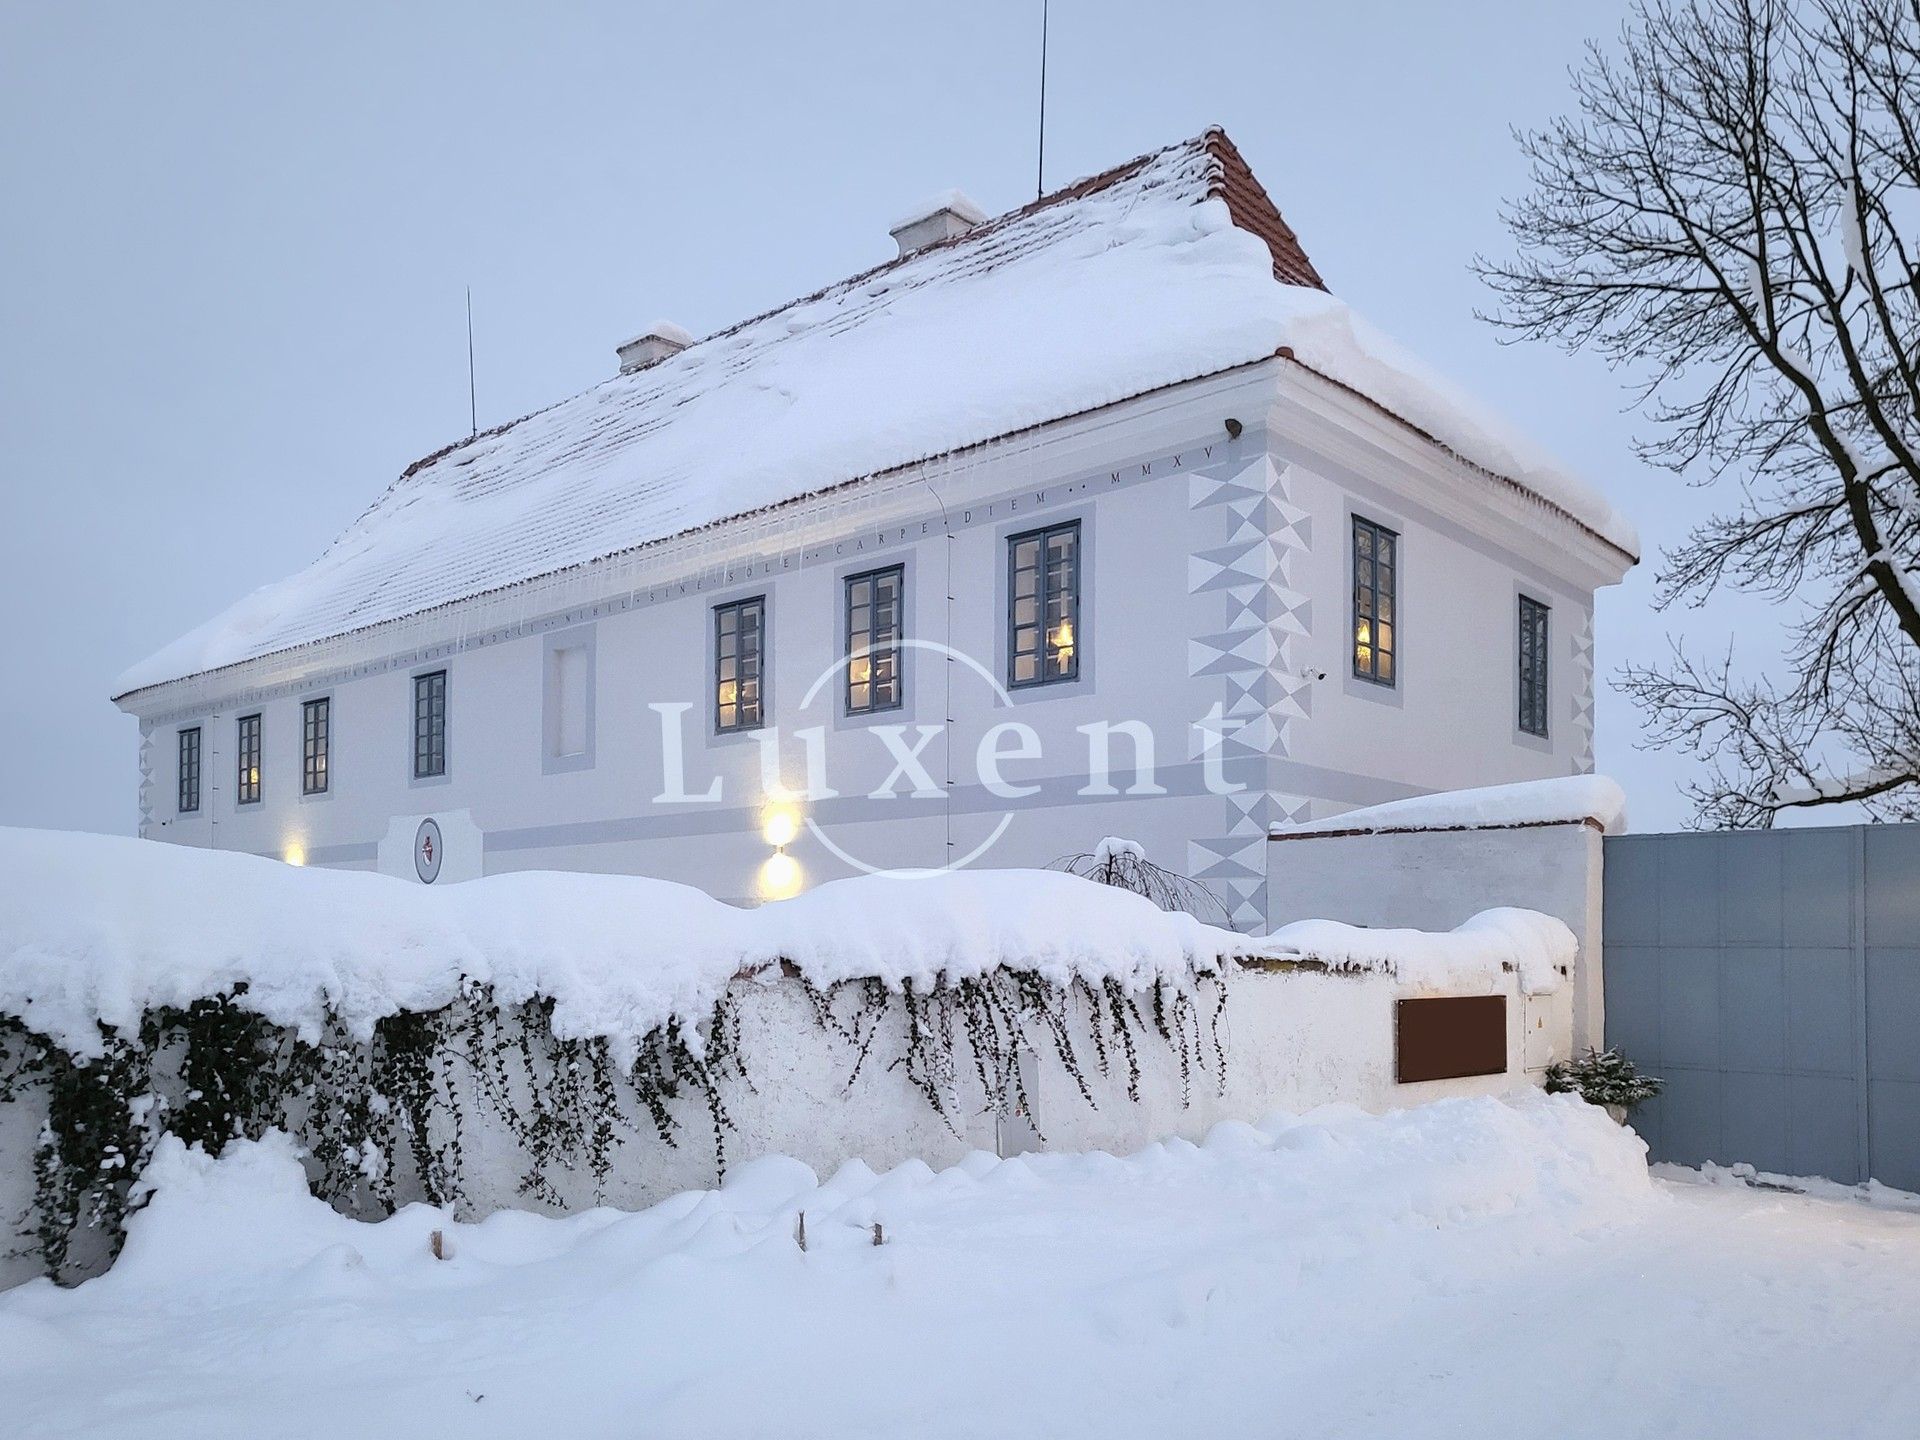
[413,671,447,778]
[1008,520,1080,688]
[1518,595,1551,737]
[546,642,590,759]
[845,565,904,714]
[177,727,201,813]
[714,597,765,732]
[236,713,262,805]
[1352,516,1397,686]
[302,697,330,795]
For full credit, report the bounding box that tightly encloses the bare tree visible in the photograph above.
[1478,0,1920,827]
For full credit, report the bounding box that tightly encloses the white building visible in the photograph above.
[112,129,1636,930]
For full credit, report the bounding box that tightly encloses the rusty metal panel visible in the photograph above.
[1396,995,1507,1083]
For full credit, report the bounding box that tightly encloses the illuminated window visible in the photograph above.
[302,697,330,795]
[1518,595,1550,737]
[177,727,201,814]
[845,564,904,715]
[714,597,765,733]
[413,671,447,778]
[1008,520,1080,688]
[236,713,262,805]
[1352,516,1397,686]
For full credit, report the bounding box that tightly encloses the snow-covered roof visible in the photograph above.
[1268,775,1629,839]
[115,129,1639,699]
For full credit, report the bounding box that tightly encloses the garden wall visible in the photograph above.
[0,955,1550,1291]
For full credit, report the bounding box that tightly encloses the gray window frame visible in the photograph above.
[235,713,262,806]
[413,670,447,779]
[301,696,330,796]
[1351,515,1398,687]
[1006,519,1081,690]
[844,563,905,716]
[713,596,767,734]
[177,726,201,814]
[1518,594,1550,738]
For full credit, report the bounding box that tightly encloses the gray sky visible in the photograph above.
[1,0,1762,837]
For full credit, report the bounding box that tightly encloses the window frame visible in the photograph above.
[177,726,201,814]
[235,712,263,806]
[712,596,767,734]
[1006,519,1082,690]
[1517,594,1551,739]
[844,563,905,716]
[1351,515,1399,688]
[301,696,331,796]
[412,670,448,780]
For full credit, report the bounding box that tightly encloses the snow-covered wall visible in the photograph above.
[0,958,1551,1292]
[0,829,1573,1289]
[1268,813,1605,1051]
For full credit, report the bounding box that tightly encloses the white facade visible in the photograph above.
[120,358,1631,930]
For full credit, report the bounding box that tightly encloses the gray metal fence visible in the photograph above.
[1604,824,1920,1191]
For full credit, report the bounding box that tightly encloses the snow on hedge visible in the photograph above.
[1271,774,1628,838]
[1267,908,1573,996]
[0,828,1258,1058]
[0,827,1580,1059]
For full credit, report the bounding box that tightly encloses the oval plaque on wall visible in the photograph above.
[414,818,443,884]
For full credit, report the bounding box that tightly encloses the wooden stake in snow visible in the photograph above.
[872,1222,885,1247]
[430,1229,447,1261]
[795,1211,807,1253]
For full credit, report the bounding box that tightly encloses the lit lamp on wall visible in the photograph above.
[758,797,804,901]
[283,841,307,867]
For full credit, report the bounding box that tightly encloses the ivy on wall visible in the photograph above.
[1,967,1225,1284]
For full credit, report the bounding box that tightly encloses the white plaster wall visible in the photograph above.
[1265,822,1605,1051]
[0,960,1550,1291]
[125,361,1629,932]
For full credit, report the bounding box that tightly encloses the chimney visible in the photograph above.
[616,320,695,375]
[888,189,987,258]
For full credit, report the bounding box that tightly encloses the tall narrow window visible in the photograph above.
[413,671,447,778]
[546,643,590,759]
[1008,520,1080,688]
[845,564,904,714]
[714,597,765,733]
[1352,516,1397,686]
[236,713,262,805]
[177,727,201,814]
[1518,596,1551,737]
[302,697,330,795]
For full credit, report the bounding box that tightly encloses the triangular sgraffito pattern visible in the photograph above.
[1186,452,1311,930]
[1571,607,1596,773]
[137,721,155,838]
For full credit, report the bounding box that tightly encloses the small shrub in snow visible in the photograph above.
[1052,838,1230,925]
[1544,1047,1663,1112]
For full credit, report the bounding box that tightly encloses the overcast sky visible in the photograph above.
[1,0,1781,838]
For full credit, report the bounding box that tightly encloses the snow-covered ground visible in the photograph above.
[2,1092,1913,1440]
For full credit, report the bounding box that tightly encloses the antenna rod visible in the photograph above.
[465,285,477,438]
[1036,0,1049,200]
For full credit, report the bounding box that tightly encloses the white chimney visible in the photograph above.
[888,189,987,258]
[616,320,695,375]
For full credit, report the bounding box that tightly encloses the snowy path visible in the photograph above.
[2,1094,1915,1439]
